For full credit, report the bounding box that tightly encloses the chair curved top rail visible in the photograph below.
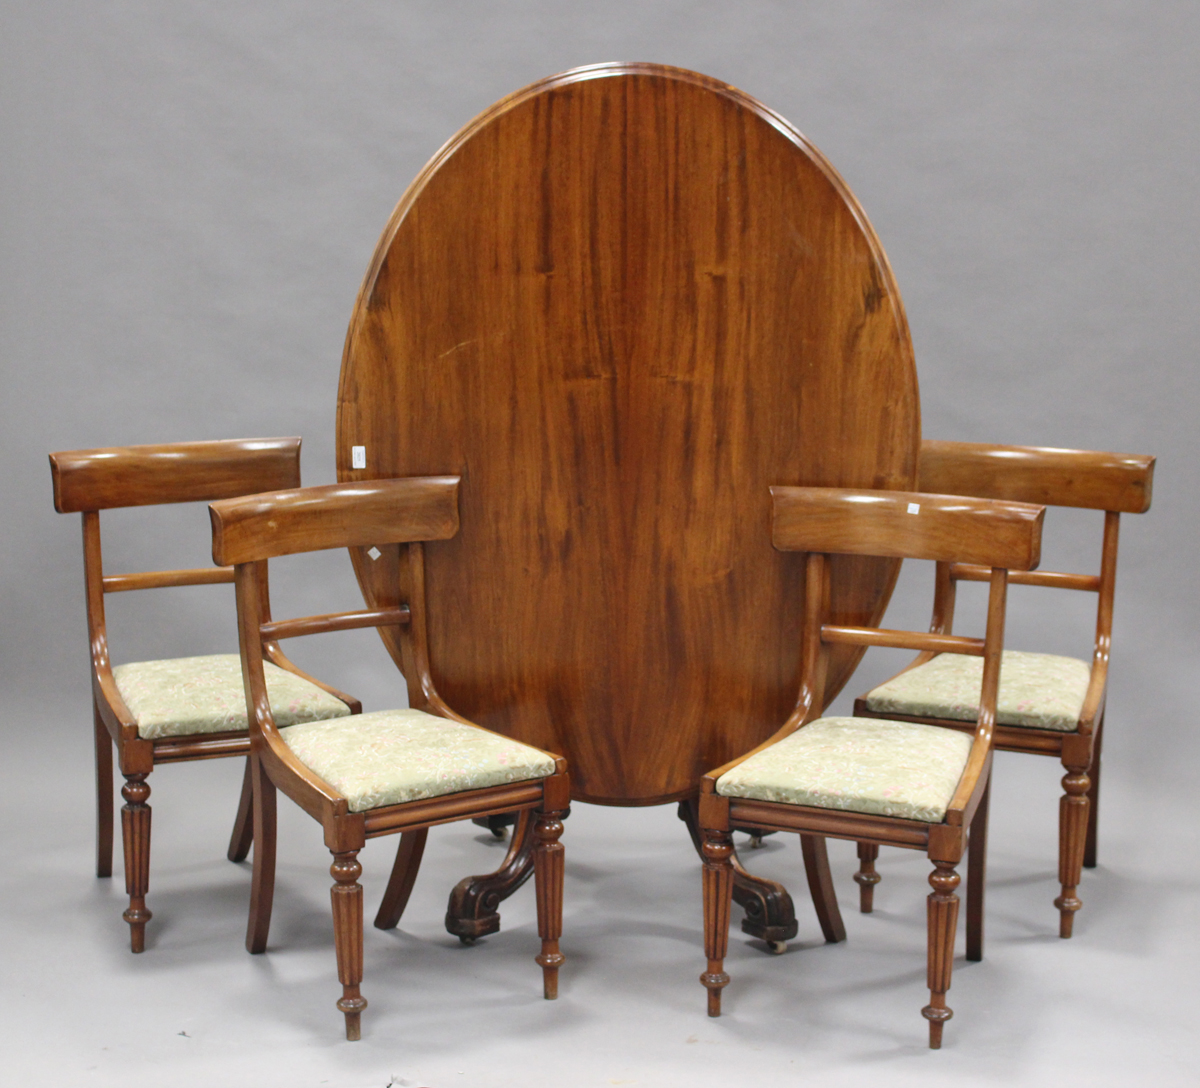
[919,440,1154,513]
[337,64,920,804]
[50,437,302,513]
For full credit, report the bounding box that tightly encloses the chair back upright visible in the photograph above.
[769,485,1045,823]
[917,441,1155,732]
[49,438,303,725]
[209,477,461,744]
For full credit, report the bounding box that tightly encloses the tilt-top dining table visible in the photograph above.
[335,63,920,945]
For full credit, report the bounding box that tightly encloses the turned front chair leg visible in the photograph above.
[120,773,152,952]
[1055,764,1090,938]
[701,829,735,1017]
[854,841,881,913]
[330,851,367,1040]
[227,756,254,863]
[94,704,113,879]
[533,811,566,999]
[923,859,960,1049]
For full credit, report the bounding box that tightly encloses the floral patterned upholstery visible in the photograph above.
[279,708,558,813]
[113,654,351,740]
[864,649,1091,732]
[715,716,973,823]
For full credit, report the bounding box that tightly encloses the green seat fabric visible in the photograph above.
[865,649,1090,732]
[716,716,973,823]
[279,708,558,814]
[113,654,351,741]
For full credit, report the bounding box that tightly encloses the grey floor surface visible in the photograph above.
[2,699,1197,1088]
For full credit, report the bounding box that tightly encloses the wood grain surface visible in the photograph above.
[337,63,919,804]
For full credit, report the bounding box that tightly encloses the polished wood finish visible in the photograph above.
[854,441,1155,936]
[919,440,1153,514]
[699,486,1040,1047]
[49,437,357,952]
[51,437,302,513]
[771,486,1044,569]
[210,477,459,565]
[337,62,919,807]
[210,478,569,1039]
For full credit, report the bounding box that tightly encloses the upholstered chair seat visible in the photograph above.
[715,716,973,823]
[113,654,352,740]
[280,709,558,813]
[863,650,1090,733]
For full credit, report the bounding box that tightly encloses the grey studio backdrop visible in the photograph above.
[2,3,1197,1087]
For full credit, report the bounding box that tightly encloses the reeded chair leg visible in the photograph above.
[923,859,960,1049]
[245,756,277,955]
[1055,763,1090,938]
[94,704,113,879]
[966,779,990,962]
[330,851,367,1040]
[700,829,735,1017]
[853,841,881,913]
[120,773,152,952]
[227,757,254,863]
[533,811,566,999]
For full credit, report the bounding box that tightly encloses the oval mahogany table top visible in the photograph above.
[337,63,919,806]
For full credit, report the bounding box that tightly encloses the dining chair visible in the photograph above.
[853,441,1154,936]
[699,485,1044,1047]
[50,437,358,952]
[209,476,569,1040]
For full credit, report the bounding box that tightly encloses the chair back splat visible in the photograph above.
[208,477,569,1042]
[698,485,1044,1048]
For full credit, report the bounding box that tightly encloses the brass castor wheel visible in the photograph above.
[459,935,476,946]
[768,940,787,955]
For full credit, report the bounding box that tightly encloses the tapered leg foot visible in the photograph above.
[245,756,277,955]
[1055,768,1089,938]
[1084,718,1104,869]
[374,829,428,930]
[924,859,960,1049]
[966,779,990,962]
[801,834,845,942]
[94,705,114,879]
[120,774,152,952]
[701,829,735,1017]
[853,841,881,913]
[533,811,566,999]
[331,851,366,1040]
[227,757,254,863]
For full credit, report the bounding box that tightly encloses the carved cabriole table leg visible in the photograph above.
[678,800,801,949]
[445,810,536,941]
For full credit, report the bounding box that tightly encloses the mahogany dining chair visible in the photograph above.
[852,441,1154,936]
[699,485,1044,1047]
[50,438,358,952]
[209,477,569,1040]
